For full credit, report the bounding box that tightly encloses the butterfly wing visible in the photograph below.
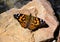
[28,16,49,31]
[14,14,29,28]
[28,16,40,31]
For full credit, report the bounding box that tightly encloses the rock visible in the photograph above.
[0,0,59,42]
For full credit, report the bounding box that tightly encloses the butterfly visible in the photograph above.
[14,13,49,31]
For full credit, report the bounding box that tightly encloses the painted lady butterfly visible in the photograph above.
[14,13,49,31]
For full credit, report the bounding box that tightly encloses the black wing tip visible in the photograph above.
[41,21,49,28]
[13,14,20,19]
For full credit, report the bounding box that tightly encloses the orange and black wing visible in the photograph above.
[14,14,29,28]
[28,16,49,31]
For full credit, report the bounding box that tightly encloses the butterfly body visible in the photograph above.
[14,13,49,31]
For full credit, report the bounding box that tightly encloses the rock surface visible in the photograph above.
[0,0,59,42]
